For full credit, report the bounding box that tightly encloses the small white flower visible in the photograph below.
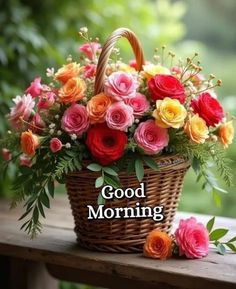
[65,143,71,149]
[49,123,56,129]
[55,114,60,119]
[71,134,77,141]
[57,130,62,136]
[66,55,73,62]
[80,27,88,33]
[46,67,55,77]
[82,97,88,102]
[49,129,54,135]
[135,119,140,124]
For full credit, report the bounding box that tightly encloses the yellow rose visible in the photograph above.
[184,114,209,144]
[152,98,187,129]
[218,121,234,148]
[142,64,170,80]
[55,62,82,84]
[106,62,135,76]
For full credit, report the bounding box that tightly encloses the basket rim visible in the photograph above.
[66,154,191,177]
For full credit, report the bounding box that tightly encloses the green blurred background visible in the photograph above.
[0,0,235,288]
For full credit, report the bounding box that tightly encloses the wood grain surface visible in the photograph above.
[0,196,235,289]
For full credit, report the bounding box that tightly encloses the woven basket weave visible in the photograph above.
[66,28,190,253]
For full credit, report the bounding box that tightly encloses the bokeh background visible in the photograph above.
[0,0,235,288]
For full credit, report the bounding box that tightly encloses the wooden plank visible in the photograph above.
[0,196,236,289]
[0,219,236,289]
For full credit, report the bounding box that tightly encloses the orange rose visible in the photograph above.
[87,93,112,123]
[219,121,234,148]
[144,230,172,260]
[184,114,209,144]
[21,130,39,156]
[58,77,86,104]
[55,62,82,83]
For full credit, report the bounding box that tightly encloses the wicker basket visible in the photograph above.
[66,28,191,253]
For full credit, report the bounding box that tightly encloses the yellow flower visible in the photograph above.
[106,62,135,75]
[142,64,170,80]
[218,121,234,148]
[152,98,187,129]
[184,114,209,144]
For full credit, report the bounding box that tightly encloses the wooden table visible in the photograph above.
[0,196,236,289]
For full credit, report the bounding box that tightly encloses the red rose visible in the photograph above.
[191,92,224,127]
[86,123,127,165]
[148,74,186,104]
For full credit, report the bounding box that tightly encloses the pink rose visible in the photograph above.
[25,77,42,98]
[106,102,134,131]
[134,120,169,154]
[125,93,150,118]
[79,42,101,60]
[10,94,35,130]
[50,138,62,153]
[2,148,12,161]
[61,104,89,137]
[175,217,209,259]
[29,113,45,133]
[104,72,139,101]
[19,154,32,167]
[37,91,55,111]
[84,64,96,78]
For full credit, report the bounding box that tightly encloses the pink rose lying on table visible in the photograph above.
[175,217,209,259]
[104,71,139,101]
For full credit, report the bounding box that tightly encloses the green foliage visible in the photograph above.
[207,216,236,255]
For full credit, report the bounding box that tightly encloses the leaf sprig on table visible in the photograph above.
[207,216,236,255]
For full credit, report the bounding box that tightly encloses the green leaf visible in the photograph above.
[87,163,102,172]
[126,158,135,175]
[142,156,159,171]
[206,216,215,233]
[217,243,226,255]
[212,190,222,207]
[102,167,118,176]
[38,201,45,218]
[228,236,236,243]
[33,207,39,224]
[40,191,50,208]
[210,228,229,241]
[135,158,144,182]
[104,175,120,188]
[192,157,201,174]
[97,193,106,205]
[95,176,104,188]
[214,186,228,194]
[47,180,54,198]
[18,207,33,221]
[226,243,236,253]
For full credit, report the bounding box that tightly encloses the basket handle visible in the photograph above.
[94,27,145,95]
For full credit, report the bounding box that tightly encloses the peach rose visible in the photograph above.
[87,93,112,123]
[152,97,187,129]
[219,121,234,148]
[184,114,209,144]
[58,77,86,104]
[144,230,172,260]
[55,62,81,84]
[21,130,39,156]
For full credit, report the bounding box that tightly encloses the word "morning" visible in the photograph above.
[87,183,164,221]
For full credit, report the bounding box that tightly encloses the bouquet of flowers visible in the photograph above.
[0,27,234,248]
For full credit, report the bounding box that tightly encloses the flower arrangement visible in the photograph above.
[0,27,234,251]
